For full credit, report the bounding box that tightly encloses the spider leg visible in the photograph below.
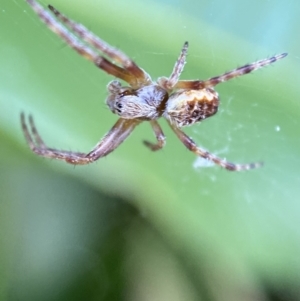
[21,113,89,163]
[85,118,141,160]
[157,42,189,91]
[21,113,140,165]
[25,0,139,86]
[168,121,263,171]
[143,120,166,151]
[28,114,46,147]
[47,5,149,84]
[174,53,288,90]
[21,112,38,149]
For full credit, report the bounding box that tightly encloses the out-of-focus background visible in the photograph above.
[1,0,300,300]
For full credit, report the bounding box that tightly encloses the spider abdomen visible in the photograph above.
[164,88,219,127]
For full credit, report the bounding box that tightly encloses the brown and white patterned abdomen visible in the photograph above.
[164,88,219,127]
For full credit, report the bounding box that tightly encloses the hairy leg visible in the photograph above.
[157,42,189,91]
[143,120,166,151]
[168,121,263,171]
[174,53,287,90]
[25,0,138,85]
[21,113,140,165]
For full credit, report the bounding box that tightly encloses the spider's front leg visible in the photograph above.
[21,113,140,165]
[25,0,145,87]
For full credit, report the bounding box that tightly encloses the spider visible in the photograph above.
[21,0,287,171]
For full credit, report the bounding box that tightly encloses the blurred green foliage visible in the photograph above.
[0,0,300,300]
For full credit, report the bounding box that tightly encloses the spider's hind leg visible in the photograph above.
[174,53,288,90]
[168,121,263,171]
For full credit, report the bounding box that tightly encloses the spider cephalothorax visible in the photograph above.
[21,0,287,171]
[106,81,169,120]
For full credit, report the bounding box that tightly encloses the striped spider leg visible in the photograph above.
[160,52,287,171]
[25,0,151,87]
[21,113,141,165]
[21,0,287,170]
[22,0,146,164]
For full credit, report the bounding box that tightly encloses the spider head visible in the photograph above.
[106,80,139,117]
[106,81,168,120]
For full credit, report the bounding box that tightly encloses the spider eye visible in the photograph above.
[115,102,124,114]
